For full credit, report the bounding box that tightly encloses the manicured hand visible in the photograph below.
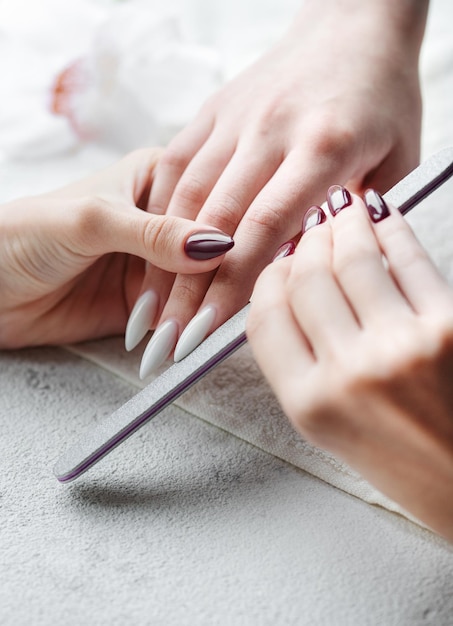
[134,0,429,377]
[248,188,453,542]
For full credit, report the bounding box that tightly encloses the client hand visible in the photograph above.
[134,0,428,377]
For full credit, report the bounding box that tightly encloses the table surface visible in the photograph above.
[1,346,453,626]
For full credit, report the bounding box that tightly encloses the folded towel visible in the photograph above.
[66,338,416,519]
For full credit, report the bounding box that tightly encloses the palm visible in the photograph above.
[26,253,144,346]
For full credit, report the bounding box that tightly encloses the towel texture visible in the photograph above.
[66,339,414,518]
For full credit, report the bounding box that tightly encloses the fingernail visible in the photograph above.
[364,188,390,223]
[327,185,352,216]
[272,241,295,262]
[125,289,159,352]
[185,230,234,260]
[173,305,216,362]
[139,319,179,379]
[302,205,326,234]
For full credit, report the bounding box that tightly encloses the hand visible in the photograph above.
[135,0,429,377]
[0,148,233,348]
[247,188,453,542]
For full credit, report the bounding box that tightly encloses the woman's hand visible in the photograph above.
[0,148,233,348]
[135,0,429,376]
[248,188,453,542]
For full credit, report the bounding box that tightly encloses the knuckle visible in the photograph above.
[174,174,207,209]
[159,145,191,174]
[252,98,291,135]
[202,191,243,233]
[142,215,175,260]
[304,111,356,162]
[246,202,287,242]
[170,278,204,307]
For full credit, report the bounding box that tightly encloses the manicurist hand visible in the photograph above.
[248,187,453,543]
[0,148,233,349]
[133,0,429,377]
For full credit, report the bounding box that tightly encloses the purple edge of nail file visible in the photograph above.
[54,146,453,483]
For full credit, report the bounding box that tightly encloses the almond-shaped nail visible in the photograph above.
[327,185,352,216]
[272,241,295,262]
[125,289,159,352]
[185,230,234,260]
[139,319,179,379]
[173,305,216,362]
[364,188,390,223]
[302,205,326,234]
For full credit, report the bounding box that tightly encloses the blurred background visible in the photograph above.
[0,0,300,161]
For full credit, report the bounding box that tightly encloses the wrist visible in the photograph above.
[291,0,429,58]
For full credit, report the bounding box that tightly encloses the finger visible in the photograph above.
[148,116,214,214]
[183,151,348,341]
[142,144,286,359]
[135,129,235,348]
[287,215,359,360]
[190,141,284,235]
[156,270,216,337]
[367,192,453,315]
[164,146,359,362]
[123,263,177,352]
[165,130,237,219]
[72,199,234,275]
[118,148,163,210]
[247,258,315,398]
[329,191,412,327]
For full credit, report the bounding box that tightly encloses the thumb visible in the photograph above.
[91,203,234,273]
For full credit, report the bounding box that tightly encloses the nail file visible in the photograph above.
[54,147,453,483]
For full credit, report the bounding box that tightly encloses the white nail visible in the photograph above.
[125,290,158,352]
[139,319,179,379]
[174,305,216,362]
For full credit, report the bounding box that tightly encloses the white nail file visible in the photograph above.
[54,147,453,483]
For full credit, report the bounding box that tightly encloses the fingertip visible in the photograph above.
[184,229,234,261]
[141,215,234,274]
[363,188,391,223]
[302,206,326,235]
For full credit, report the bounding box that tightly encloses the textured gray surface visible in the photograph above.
[54,306,248,482]
[1,347,453,626]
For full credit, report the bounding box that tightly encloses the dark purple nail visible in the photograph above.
[327,185,352,216]
[184,230,234,260]
[272,241,295,262]
[302,206,326,234]
[364,188,390,223]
